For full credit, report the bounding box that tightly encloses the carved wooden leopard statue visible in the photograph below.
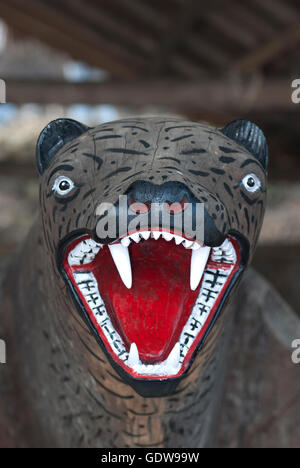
[0,117,299,448]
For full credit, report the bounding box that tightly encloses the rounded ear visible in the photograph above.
[221,120,268,171]
[36,118,89,174]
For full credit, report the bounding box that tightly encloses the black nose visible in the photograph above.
[127,181,226,246]
[94,181,227,246]
[127,181,195,205]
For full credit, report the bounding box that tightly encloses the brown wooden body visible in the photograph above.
[0,221,299,448]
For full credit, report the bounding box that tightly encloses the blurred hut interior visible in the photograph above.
[0,0,299,314]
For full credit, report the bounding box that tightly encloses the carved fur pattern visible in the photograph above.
[1,117,268,447]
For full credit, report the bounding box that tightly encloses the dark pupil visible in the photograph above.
[247,177,255,187]
[59,180,70,191]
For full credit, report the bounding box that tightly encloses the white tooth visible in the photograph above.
[121,237,131,247]
[183,239,193,249]
[68,239,101,266]
[162,232,173,241]
[81,242,93,253]
[173,235,184,245]
[166,342,180,369]
[140,231,151,240]
[191,242,201,250]
[127,343,140,367]
[130,232,141,243]
[80,240,89,252]
[152,231,161,240]
[190,246,211,291]
[212,255,222,260]
[221,239,230,250]
[108,243,132,289]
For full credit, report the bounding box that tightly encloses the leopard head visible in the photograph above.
[37,117,268,397]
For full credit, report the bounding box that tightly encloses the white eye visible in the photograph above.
[241,173,261,193]
[53,176,74,195]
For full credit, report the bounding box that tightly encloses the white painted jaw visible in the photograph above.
[126,342,181,376]
[66,231,238,379]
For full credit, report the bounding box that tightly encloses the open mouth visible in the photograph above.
[62,230,240,381]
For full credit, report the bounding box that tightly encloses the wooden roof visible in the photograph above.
[1,0,300,123]
[1,1,300,178]
[1,0,300,80]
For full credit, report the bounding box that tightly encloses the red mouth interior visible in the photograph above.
[95,238,199,363]
[72,238,200,363]
[63,234,240,378]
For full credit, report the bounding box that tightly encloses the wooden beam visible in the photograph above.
[61,0,157,56]
[169,56,206,79]
[249,0,300,26]
[233,20,300,73]
[207,12,258,49]
[221,1,275,40]
[107,0,171,33]
[5,78,296,112]
[152,0,234,76]
[184,33,232,69]
[0,0,146,78]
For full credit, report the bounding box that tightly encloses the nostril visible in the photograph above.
[166,195,188,214]
[129,197,150,214]
[129,193,189,214]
